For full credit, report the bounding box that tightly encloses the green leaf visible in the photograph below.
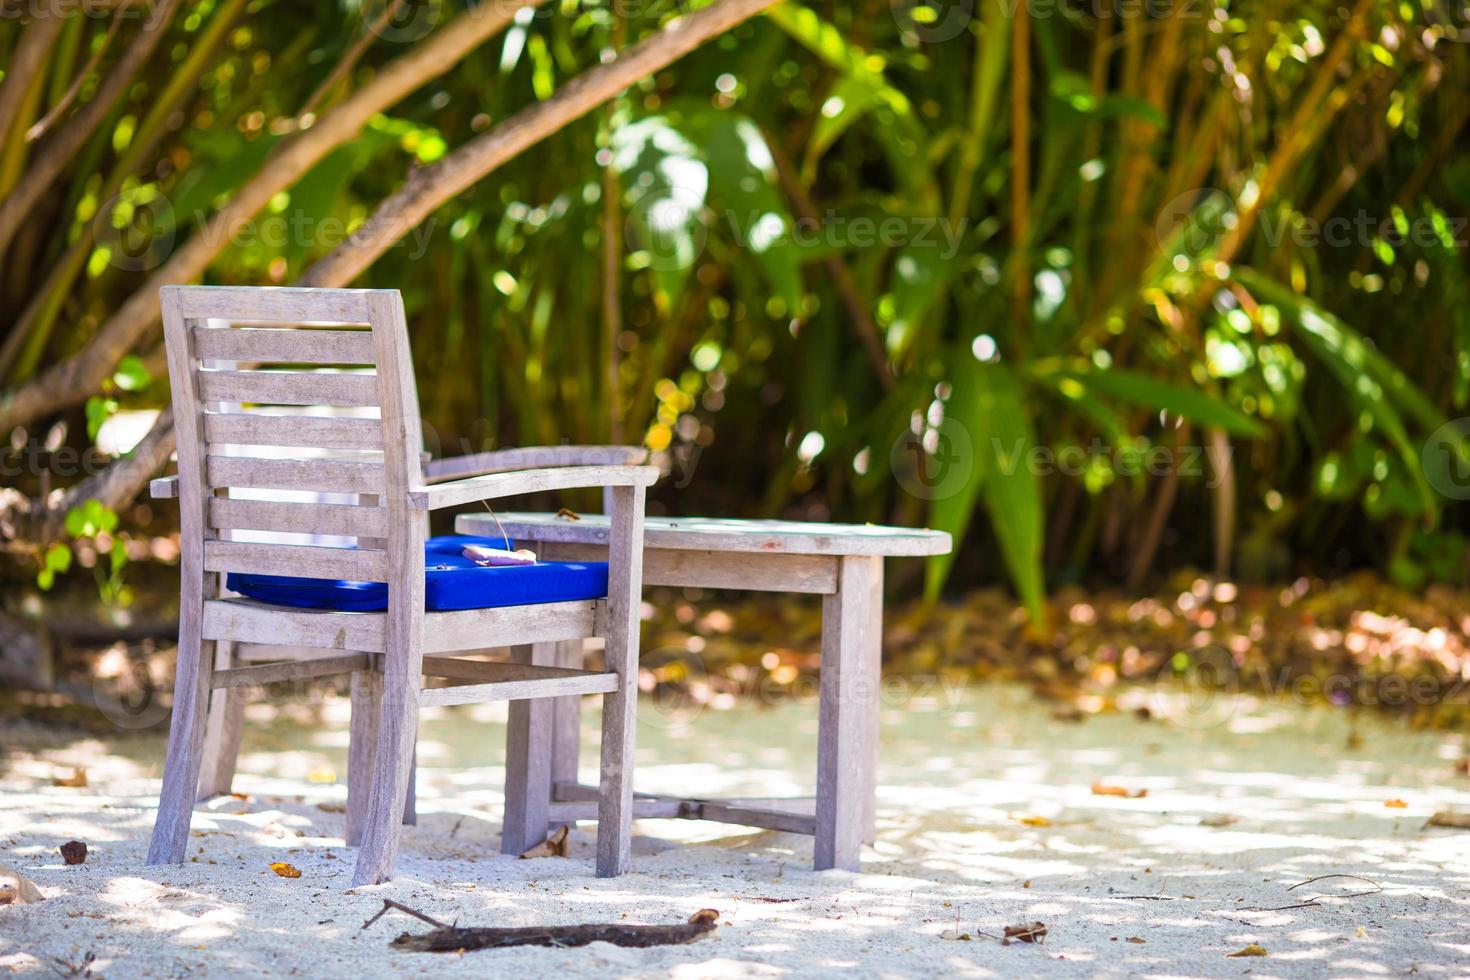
[884,245,955,360]
[611,115,708,311]
[64,499,117,538]
[112,355,151,392]
[1063,367,1266,438]
[44,543,73,574]
[85,396,117,441]
[766,3,928,193]
[1234,268,1443,515]
[926,359,1045,624]
[1235,268,1445,432]
[805,75,884,171]
[680,109,805,316]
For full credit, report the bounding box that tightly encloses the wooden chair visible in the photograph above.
[143,285,653,884]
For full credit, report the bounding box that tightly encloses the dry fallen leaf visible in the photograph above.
[1091,781,1147,799]
[316,802,346,814]
[939,928,972,941]
[1355,926,1368,938]
[518,825,569,859]
[1126,937,1146,944]
[1226,944,1268,958]
[1200,814,1239,827]
[555,508,581,521]
[1002,921,1047,945]
[1016,815,1051,828]
[59,841,87,866]
[1425,811,1470,829]
[1384,799,1408,809]
[0,865,44,905]
[269,862,302,879]
[306,767,336,785]
[52,767,87,788]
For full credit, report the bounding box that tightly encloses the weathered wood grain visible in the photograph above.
[206,455,385,494]
[209,653,369,688]
[500,644,554,855]
[209,498,388,538]
[198,369,380,408]
[813,555,881,872]
[536,542,838,594]
[203,540,387,580]
[457,511,952,557]
[204,413,383,451]
[410,464,657,510]
[193,326,376,364]
[596,484,644,877]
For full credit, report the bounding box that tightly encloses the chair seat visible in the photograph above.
[225,535,609,612]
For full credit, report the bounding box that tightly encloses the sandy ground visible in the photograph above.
[3,681,1470,978]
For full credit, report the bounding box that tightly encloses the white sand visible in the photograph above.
[3,683,1470,977]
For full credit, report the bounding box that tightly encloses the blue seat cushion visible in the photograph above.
[226,534,609,612]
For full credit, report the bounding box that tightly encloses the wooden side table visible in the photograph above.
[455,512,951,871]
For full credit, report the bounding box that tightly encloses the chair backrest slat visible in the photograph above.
[205,455,386,494]
[198,369,380,408]
[203,413,383,451]
[161,285,425,591]
[203,540,388,580]
[208,498,388,538]
[192,326,377,364]
[172,286,376,323]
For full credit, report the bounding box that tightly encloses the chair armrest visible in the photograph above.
[407,465,658,511]
[150,476,179,499]
[424,445,649,483]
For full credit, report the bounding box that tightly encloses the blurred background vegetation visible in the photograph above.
[1,0,1468,649]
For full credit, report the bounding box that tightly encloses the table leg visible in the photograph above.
[863,561,884,844]
[815,554,882,871]
[501,643,554,855]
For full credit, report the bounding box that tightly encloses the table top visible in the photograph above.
[456,512,952,558]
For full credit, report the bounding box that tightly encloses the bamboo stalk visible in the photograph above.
[1008,1,1031,331]
[0,0,184,261]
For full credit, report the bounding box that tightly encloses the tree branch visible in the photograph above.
[25,14,127,144]
[0,0,547,434]
[298,0,786,288]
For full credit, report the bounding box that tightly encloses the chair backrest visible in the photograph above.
[160,286,425,593]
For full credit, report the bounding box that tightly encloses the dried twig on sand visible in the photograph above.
[363,901,722,952]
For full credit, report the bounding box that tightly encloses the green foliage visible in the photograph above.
[927,358,1045,625]
[65,499,119,539]
[2,0,1467,613]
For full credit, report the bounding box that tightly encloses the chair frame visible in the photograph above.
[143,285,652,884]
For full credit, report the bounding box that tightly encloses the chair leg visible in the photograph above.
[549,640,585,791]
[345,668,381,847]
[146,615,216,865]
[347,664,415,842]
[196,642,245,801]
[351,648,422,886]
[596,485,644,878]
